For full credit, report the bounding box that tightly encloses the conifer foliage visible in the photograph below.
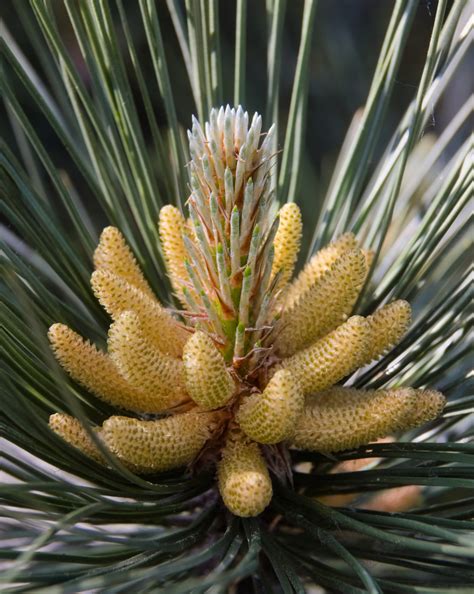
[1,1,471,592]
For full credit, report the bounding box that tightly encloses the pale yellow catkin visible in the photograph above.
[276,249,367,357]
[182,331,235,410]
[158,205,190,300]
[410,389,447,425]
[49,323,152,412]
[237,369,304,444]
[280,315,370,395]
[102,411,216,473]
[108,311,188,412]
[284,233,358,309]
[271,203,303,288]
[49,413,104,463]
[363,300,412,363]
[291,387,445,452]
[93,226,155,298]
[91,269,188,357]
[217,431,273,517]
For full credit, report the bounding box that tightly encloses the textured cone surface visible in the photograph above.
[49,413,104,463]
[281,315,370,395]
[108,311,187,412]
[271,203,303,288]
[91,269,187,357]
[183,331,234,409]
[93,226,154,298]
[364,300,412,363]
[217,431,272,517]
[284,233,358,309]
[410,390,446,425]
[291,387,445,452]
[49,323,150,412]
[159,205,190,301]
[102,411,215,473]
[276,249,367,357]
[237,369,304,444]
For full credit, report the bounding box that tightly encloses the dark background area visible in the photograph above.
[2,0,464,232]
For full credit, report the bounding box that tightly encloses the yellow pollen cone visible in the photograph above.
[364,300,412,363]
[91,269,188,357]
[276,249,367,357]
[217,431,272,517]
[271,203,303,288]
[410,389,446,425]
[49,413,104,463]
[108,311,188,412]
[183,331,235,410]
[237,369,304,444]
[93,226,154,298]
[281,315,370,395]
[291,387,445,452]
[102,411,216,473]
[158,205,190,301]
[284,232,358,309]
[48,323,152,412]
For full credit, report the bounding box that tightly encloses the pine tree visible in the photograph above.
[1,1,472,592]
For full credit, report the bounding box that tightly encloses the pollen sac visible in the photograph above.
[93,226,154,299]
[364,300,412,363]
[158,205,190,301]
[91,269,188,357]
[183,331,234,410]
[237,369,304,444]
[48,323,151,413]
[276,249,367,357]
[271,203,303,289]
[108,311,188,412]
[102,411,216,473]
[291,387,445,452]
[281,315,370,395]
[49,413,104,463]
[409,389,446,425]
[284,232,358,309]
[217,431,272,517]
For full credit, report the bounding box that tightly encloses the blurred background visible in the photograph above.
[2,1,470,235]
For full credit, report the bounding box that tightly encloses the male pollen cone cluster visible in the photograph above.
[48,106,445,517]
